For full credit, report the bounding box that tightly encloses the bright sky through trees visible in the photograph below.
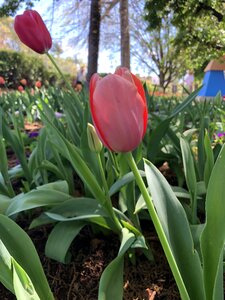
[0,0,125,74]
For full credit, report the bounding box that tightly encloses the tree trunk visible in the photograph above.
[87,0,101,83]
[120,0,130,69]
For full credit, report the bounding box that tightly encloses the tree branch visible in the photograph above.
[195,3,223,22]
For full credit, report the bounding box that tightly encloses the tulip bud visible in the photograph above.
[14,10,52,54]
[87,123,102,153]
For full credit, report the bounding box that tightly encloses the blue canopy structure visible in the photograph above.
[198,70,225,97]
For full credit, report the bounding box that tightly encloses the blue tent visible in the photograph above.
[198,70,225,97]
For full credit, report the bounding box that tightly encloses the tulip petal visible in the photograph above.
[91,74,146,152]
[14,10,52,54]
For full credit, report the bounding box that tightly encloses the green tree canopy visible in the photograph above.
[0,0,38,17]
[144,0,225,73]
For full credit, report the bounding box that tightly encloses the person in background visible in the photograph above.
[75,65,87,91]
[184,70,194,92]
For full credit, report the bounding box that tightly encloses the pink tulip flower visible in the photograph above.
[14,10,52,54]
[90,67,148,152]
[0,77,5,85]
[18,85,24,92]
[20,79,27,86]
[35,80,42,88]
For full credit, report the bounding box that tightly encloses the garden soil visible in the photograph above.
[0,221,180,300]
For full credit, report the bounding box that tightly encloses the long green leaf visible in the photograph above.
[98,228,135,300]
[201,145,225,300]
[144,160,205,300]
[169,87,202,118]
[147,117,172,161]
[0,239,14,293]
[45,221,86,263]
[109,171,145,196]
[203,131,214,188]
[30,196,117,231]
[12,259,40,300]
[180,137,197,223]
[6,187,72,216]
[0,215,54,299]
[147,88,201,162]
[40,111,106,205]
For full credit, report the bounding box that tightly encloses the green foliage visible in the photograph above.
[0,0,37,17]
[0,214,54,299]
[0,50,60,88]
[144,0,225,72]
[201,145,225,300]
[144,159,205,300]
[0,80,225,300]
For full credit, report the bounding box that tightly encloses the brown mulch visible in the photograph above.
[0,219,180,300]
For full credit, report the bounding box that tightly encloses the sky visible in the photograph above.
[7,0,122,74]
[0,0,148,76]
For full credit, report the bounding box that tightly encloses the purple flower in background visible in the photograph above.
[217,132,225,138]
[55,112,65,118]
[28,131,39,138]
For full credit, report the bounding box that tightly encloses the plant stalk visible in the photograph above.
[124,151,190,300]
[46,53,83,113]
[96,153,122,233]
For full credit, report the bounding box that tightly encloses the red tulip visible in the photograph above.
[14,10,52,54]
[0,76,5,85]
[18,85,24,92]
[90,67,148,152]
[35,80,42,88]
[20,78,27,86]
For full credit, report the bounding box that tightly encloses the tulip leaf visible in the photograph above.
[98,228,135,300]
[147,117,172,162]
[30,197,109,229]
[109,170,145,196]
[0,215,54,299]
[0,239,14,293]
[12,259,40,300]
[6,187,72,216]
[40,110,106,205]
[45,212,105,221]
[169,87,201,118]
[144,159,205,300]
[45,221,86,263]
[0,195,12,214]
[203,130,214,188]
[147,88,201,162]
[180,136,197,223]
[201,144,225,300]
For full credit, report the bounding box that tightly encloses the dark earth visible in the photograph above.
[0,220,180,300]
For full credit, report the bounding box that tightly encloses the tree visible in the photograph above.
[144,0,225,71]
[129,1,186,91]
[86,0,101,82]
[0,0,39,17]
[120,0,130,69]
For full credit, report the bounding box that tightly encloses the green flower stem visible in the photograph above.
[96,153,123,233]
[124,151,190,300]
[46,53,83,112]
[108,150,119,177]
